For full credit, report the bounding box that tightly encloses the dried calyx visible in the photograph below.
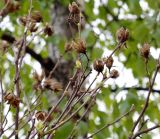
[33,71,45,91]
[31,11,43,23]
[140,43,150,59]
[19,11,42,27]
[93,59,104,73]
[65,42,73,52]
[44,23,54,36]
[104,56,114,70]
[110,69,119,79]
[42,78,62,92]
[68,2,82,24]
[72,39,86,54]
[68,2,80,14]
[0,1,20,17]
[35,111,52,122]
[33,71,62,92]
[116,27,129,43]
[19,16,28,26]
[4,92,21,108]
[28,23,38,32]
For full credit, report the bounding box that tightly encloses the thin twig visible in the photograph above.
[67,99,94,139]
[60,72,98,123]
[86,105,135,139]
[25,119,35,139]
[0,70,4,134]
[129,55,160,138]
[14,1,33,138]
[43,70,78,124]
[2,105,10,128]
[43,76,110,136]
[48,56,62,79]
[131,124,160,139]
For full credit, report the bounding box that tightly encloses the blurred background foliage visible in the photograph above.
[1,0,160,138]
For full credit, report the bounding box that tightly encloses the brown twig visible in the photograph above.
[14,1,33,138]
[43,74,110,136]
[59,71,98,124]
[67,99,94,139]
[129,55,160,138]
[48,55,62,79]
[86,105,135,139]
[25,119,35,139]
[43,70,78,124]
[131,124,160,139]
[0,71,4,134]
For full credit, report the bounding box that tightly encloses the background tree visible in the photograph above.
[0,0,160,139]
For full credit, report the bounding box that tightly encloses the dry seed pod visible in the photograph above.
[35,111,52,122]
[44,24,54,36]
[29,23,38,32]
[31,11,43,22]
[4,93,14,102]
[0,1,20,17]
[110,69,119,79]
[140,43,150,59]
[104,56,114,70]
[43,79,62,92]
[11,97,21,108]
[4,92,21,108]
[7,1,20,13]
[93,59,104,73]
[68,2,80,14]
[73,39,86,54]
[19,16,28,26]
[33,71,45,91]
[65,42,72,52]
[116,27,129,43]
[35,111,46,121]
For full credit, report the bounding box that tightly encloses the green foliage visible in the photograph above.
[1,0,160,138]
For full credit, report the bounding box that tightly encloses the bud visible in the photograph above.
[104,56,114,70]
[110,69,119,79]
[44,23,54,36]
[73,39,86,54]
[68,2,80,14]
[76,60,82,69]
[93,59,104,73]
[140,43,150,59]
[31,11,43,22]
[116,27,129,43]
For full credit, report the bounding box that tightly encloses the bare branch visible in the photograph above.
[86,105,135,139]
